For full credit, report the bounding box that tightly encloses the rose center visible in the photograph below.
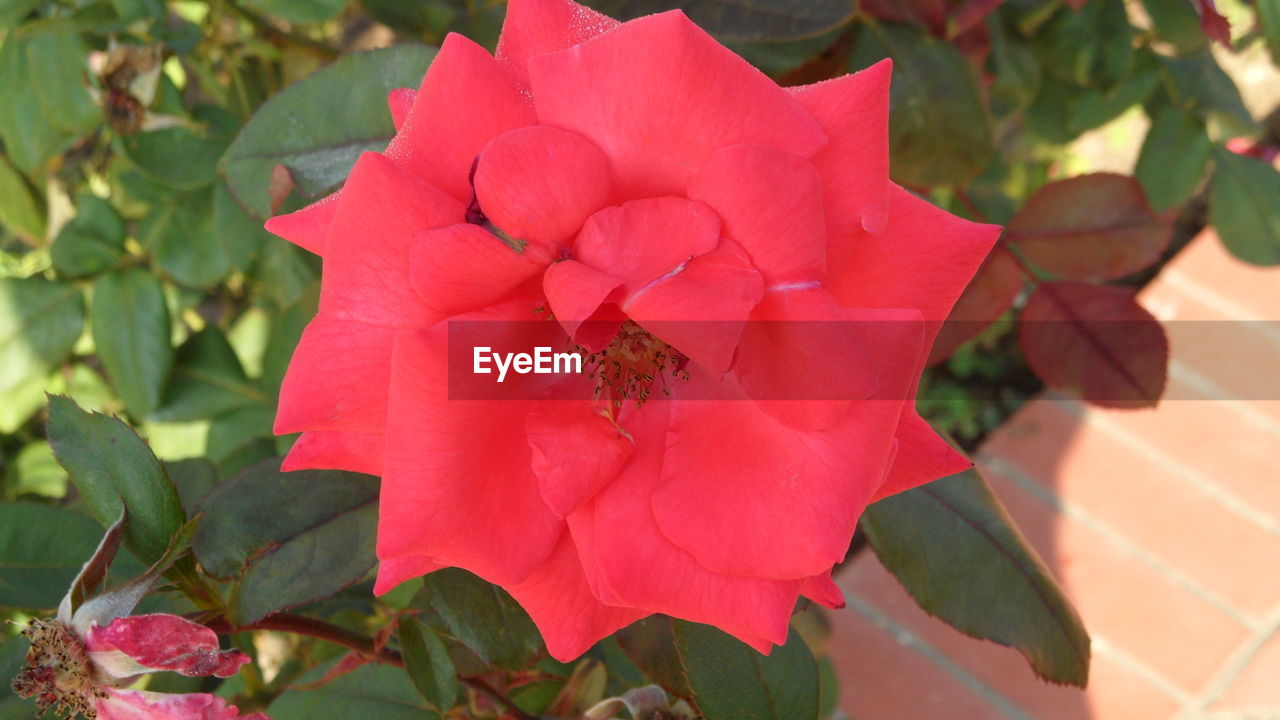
[12,618,106,719]
[581,321,689,409]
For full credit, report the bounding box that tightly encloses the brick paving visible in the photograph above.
[829,230,1280,719]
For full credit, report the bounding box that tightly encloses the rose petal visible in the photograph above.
[474,125,614,248]
[652,309,922,581]
[791,59,893,252]
[542,259,624,348]
[622,240,764,377]
[409,224,549,322]
[574,197,720,293]
[872,411,971,500]
[827,184,1001,349]
[686,143,826,285]
[282,430,384,476]
[319,152,464,328]
[528,10,827,198]
[567,402,802,649]
[507,531,647,661]
[96,688,265,720]
[85,615,249,679]
[801,572,845,609]
[275,316,397,435]
[731,286,878,430]
[379,314,563,585]
[387,87,416,130]
[263,191,340,256]
[386,33,535,203]
[373,554,445,595]
[527,403,634,517]
[496,0,620,86]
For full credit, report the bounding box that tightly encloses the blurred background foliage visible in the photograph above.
[1,0,1278,718]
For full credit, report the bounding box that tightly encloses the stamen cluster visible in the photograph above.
[11,619,105,719]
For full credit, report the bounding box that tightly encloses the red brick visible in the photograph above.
[827,601,1009,720]
[1139,279,1280,408]
[837,554,1183,720]
[1094,398,1280,527]
[1147,230,1280,321]
[976,464,1250,693]
[981,402,1280,621]
[1211,628,1280,710]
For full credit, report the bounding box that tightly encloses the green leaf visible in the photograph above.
[0,277,84,402]
[583,0,855,42]
[615,616,693,699]
[164,458,219,518]
[861,467,1091,686]
[269,661,436,720]
[1141,0,1208,54]
[120,105,238,191]
[1159,51,1254,135]
[251,239,318,309]
[1261,0,1280,67]
[137,187,231,289]
[851,22,994,188]
[1036,0,1133,90]
[205,405,276,477]
[1135,105,1211,211]
[0,502,104,609]
[191,458,378,624]
[46,395,185,563]
[399,615,460,712]
[0,154,44,241]
[0,27,87,173]
[8,441,68,499]
[91,268,173,418]
[220,45,437,219]
[422,568,544,670]
[244,0,346,25]
[23,26,102,136]
[1209,146,1280,266]
[213,183,269,273]
[52,194,127,278]
[0,0,42,28]
[156,327,268,422]
[673,622,819,720]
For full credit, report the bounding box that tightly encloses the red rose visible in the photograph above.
[267,0,999,660]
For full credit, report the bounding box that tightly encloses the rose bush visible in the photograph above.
[267,0,999,660]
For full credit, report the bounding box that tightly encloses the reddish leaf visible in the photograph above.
[1194,0,1232,46]
[1019,282,1168,408]
[928,246,1024,366]
[1007,174,1171,281]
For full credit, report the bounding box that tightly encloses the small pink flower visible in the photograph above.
[11,517,266,720]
